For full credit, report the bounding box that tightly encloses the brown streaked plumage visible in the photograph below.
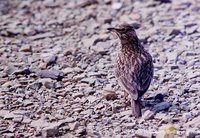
[108,24,154,117]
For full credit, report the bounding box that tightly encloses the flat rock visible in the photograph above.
[186,128,200,138]
[42,122,61,137]
[184,116,200,127]
[37,70,64,81]
[19,45,32,52]
[13,68,32,75]
[102,90,118,101]
[135,129,153,138]
[142,110,156,120]
[112,2,122,10]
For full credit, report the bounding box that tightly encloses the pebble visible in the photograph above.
[186,129,200,138]
[76,127,86,136]
[46,55,57,67]
[19,45,32,52]
[69,122,80,131]
[187,71,200,79]
[124,122,136,129]
[42,123,59,137]
[141,110,155,120]
[62,67,74,75]
[184,116,200,127]
[135,129,153,138]
[112,2,123,10]
[13,115,23,123]
[103,90,118,101]
[13,68,32,76]
[37,70,64,81]
[182,112,193,122]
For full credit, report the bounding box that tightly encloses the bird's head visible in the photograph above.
[107,24,139,45]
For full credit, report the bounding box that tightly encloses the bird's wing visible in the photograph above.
[136,59,153,94]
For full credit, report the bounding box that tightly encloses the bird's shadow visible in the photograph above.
[142,93,171,114]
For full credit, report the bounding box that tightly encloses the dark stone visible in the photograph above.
[37,70,64,81]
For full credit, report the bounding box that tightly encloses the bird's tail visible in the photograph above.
[131,99,142,118]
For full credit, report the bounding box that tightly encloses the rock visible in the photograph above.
[81,77,96,84]
[112,2,122,10]
[24,27,36,36]
[23,100,33,107]
[2,81,13,88]
[72,93,84,99]
[43,80,56,89]
[43,0,59,7]
[37,70,64,81]
[13,68,32,75]
[87,95,97,103]
[141,110,155,120]
[62,67,74,75]
[69,122,80,131]
[189,84,199,92]
[30,118,50,130]
[1,111,15,120]
[28,81,42,90]
[186,129,200,138]
[46,55,57,67]
[42,122,61,137]
[155,0,171,3]
[29,32,55,40]
[82,35,100,48]
[2,133,14,138]
[197,103,200,110]
[187,71,200,79]
[120,110,132,117]
[166,51,178,64]
[185,25,198,35]
[4,65,16,75]
[102,90,118,101]
[169,29,183,36]
[154,113,166,120]
[184,116,200,127]
[77,0,98,8]
[63,47,76,56]
[63,117,75,123]
[124,122,136,129]
[0,78,7,85]
[13,115,23,123]
[135,129,153,138]
[76,126,87,136]
[182,112,192,122]
[19,45,32,52]
[22,116,32,124]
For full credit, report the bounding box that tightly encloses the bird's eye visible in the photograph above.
[121,28,126,32]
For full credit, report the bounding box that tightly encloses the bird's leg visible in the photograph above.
[131,98,142,118]
[123,91,130,107]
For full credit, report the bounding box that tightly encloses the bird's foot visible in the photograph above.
[123,91,130,107]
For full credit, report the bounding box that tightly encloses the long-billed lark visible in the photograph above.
[108,24,154,117]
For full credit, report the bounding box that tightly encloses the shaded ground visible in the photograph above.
[0,0,200,137]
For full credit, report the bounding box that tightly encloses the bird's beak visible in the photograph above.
[107,28,121,36]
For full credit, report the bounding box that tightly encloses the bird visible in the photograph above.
[107,24,154,117]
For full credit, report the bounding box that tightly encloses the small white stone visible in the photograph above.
[182,112,192,122]
[112,2,122,10]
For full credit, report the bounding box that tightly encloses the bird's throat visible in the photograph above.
[121,43,143,54]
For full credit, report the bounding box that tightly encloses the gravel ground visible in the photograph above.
[0,0,200,137]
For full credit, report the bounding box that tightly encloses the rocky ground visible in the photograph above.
[0,0,200,137]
